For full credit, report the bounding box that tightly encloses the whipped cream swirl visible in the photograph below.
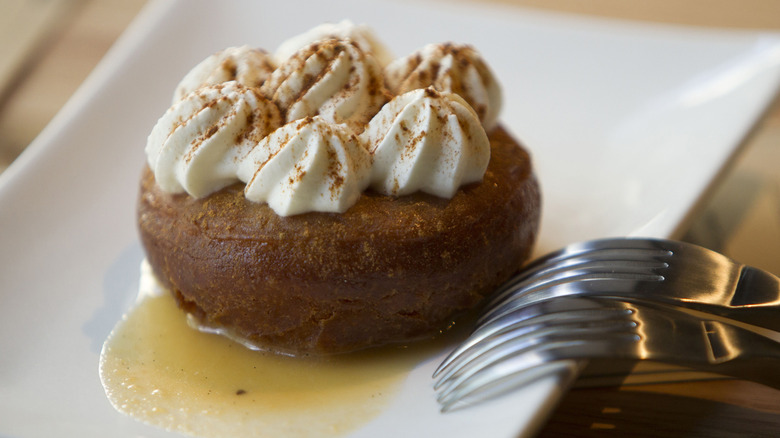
[146,81,281,197]
[360,87,490,198]
[238,116,371,216]
[273,20,395,67]
[262,39,387,131]
[385,43,502,131]
[172,46,276,104]
[146,24,506,216]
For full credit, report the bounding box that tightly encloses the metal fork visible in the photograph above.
[433,296,780,412]
[479,238,780,331]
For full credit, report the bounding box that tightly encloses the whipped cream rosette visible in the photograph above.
[385,43,502,131]
[360,87,490,198]
[172,46,276,104]
[146,81,281,197]
[273,19,395,67]
[262,38,388,131]
[238,116,371,216]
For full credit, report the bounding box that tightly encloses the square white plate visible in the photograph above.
[1,0,779,437]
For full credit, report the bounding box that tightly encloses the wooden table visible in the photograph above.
[1,0,778,436]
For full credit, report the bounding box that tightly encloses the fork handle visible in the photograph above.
[662,320,780,390]
[732,266,780,307]
[691,305,780,334]
[683,266,780,331]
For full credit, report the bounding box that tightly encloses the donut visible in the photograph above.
[137,22,541,355]
[138,125,539,355]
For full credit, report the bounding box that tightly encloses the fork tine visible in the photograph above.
[434,307,631,389]
[478,274,659,327]
[437,359,580,413]
[434,298,633,379]
[484,239,673,312]
[434,306,638,396]
[435,296,613,377]
[501,248,667,293]
[436,332,638,412]
[478,256,668,325]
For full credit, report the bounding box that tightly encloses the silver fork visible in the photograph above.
[433,296,780,412]
[479,238,780,331]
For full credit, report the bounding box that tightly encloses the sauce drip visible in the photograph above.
[100,289,443,437]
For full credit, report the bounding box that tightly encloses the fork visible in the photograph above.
[433,296,780,412]
[479,238,780,332]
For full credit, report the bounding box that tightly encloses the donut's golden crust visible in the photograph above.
[137,126,541,355]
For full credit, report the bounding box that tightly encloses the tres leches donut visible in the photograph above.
[138,21,541,356]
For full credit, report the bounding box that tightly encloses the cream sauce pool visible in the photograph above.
[99,263,452,437]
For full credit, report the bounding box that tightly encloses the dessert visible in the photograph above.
[138,21,541,356]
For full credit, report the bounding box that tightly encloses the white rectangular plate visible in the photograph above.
[1,0,779,437]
